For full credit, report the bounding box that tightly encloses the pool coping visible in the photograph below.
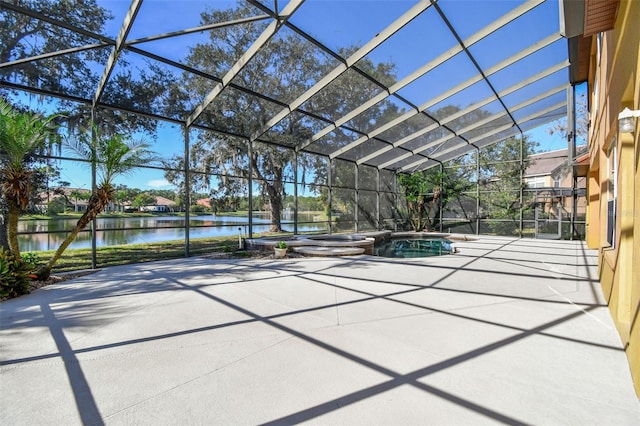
[245,231,475,257]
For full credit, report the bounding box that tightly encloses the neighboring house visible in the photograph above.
[38,191,180,214]
[569,0,639,395]
[525,148,575,189]
[195,198,211,209]
[36,187,91,213]
[140,196,177,213]
[523,147,587,219]
[140,205,168,213]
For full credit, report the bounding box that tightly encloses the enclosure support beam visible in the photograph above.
[0,44,106,69]
[368,63,569,168]
[93,0,142,107]
[248,140,254,238]
[0,0,112,45]
[260,0,432,147]
[402,101,566,172]
[519,133,524,238]
[334,33,563,161]
[355,163,359,233]
[376,168,381,231]
[567,86,576,161]
[439,164,444,233]
[394,173,399,232]
[328,159,333,235]
[305,0,543,154]
[294,151,298,235]
[476,148,481,235]
[568,84,577,240]
[184,126,190,257]
[187,0,305,128]
[434,1,527,136]
[90,107,97,270]
[126,15,271,46]
[572,174,578,240]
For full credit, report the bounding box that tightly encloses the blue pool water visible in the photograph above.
[374,238,454,258]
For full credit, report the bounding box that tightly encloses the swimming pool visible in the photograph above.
[374,238,455,258]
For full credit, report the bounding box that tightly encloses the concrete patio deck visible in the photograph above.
[1,236,638,425]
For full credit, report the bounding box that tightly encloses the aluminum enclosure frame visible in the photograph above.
[0,0,588,266]
[1,0,576,172]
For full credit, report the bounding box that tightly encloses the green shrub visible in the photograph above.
[190,204,206,213]
[0,248,33,300]
[21,252,42,269]
[46,197,67,215]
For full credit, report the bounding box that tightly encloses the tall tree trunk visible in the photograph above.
[407,198,423,232]
[265,167,284,233]
[267,183,283,232]
[0,210,9,252]
[7,205,21,259]
[424,187,441,231]
[415,199,424,232]
[37,195,105,279]
[430,197,443,231]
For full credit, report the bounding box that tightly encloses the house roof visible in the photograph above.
[525,148,570,177]
[37,187,91,205]
[573,151,590,177]
[154,196,176,206]
[564,0,620,84]
[524,145,587,178]
[196,198,211,208]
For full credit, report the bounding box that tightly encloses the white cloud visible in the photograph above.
[147,179,170,188]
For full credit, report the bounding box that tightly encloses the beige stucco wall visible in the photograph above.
[586,0,639,396]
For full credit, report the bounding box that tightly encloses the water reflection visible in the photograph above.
[18,214,327,251]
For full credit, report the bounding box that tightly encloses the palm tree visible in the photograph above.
[69,188,91,212]
[37,131,157,279]
[0,98,60,258]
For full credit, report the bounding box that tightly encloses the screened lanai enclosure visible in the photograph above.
[1,0,587,268]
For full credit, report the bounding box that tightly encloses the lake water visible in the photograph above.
[18,213,328,252]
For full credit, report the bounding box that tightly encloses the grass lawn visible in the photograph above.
[31,235,248,273]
